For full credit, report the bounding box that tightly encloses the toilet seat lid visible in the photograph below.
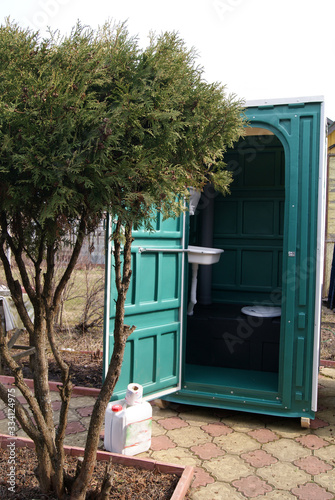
[241,306,281,318]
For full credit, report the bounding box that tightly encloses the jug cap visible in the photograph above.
[112,404,123,412]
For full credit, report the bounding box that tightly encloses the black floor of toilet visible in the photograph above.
[186,304,280,372]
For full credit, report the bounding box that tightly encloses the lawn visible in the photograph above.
[0,259,105,352]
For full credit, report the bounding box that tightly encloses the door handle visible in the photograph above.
[138,248,187,254]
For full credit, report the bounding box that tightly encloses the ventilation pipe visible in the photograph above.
[198,184,215,305]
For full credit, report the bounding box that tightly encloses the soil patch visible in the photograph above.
[320,323,335,361]
[3,350,103,389]
[321,305,335,362]
[0,446,179,499]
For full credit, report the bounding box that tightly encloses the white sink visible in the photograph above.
[186,246,223,316]
[187,246,223,265]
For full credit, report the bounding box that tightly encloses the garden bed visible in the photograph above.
[0,434,193,499]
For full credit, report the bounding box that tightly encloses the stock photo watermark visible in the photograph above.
[24,0,71,32]
[223,255,317,354]
[223,313,264,354]
[6,387,17,494]
[212,0,244,20]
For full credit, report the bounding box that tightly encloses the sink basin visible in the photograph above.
[187,246,223,265]
[186,246,223,315]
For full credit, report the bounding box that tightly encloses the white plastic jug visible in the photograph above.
[104,399,152,456]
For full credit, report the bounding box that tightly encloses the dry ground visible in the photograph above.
[321,303,335,361]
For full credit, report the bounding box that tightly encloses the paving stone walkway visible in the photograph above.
[0,366,334,499]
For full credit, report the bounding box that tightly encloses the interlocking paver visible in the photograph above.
[167,425,208,447]
[294,456,332,475]
[203,455,252,482]
[51,400,62,411]
[64,431,87,448]
[77,405,94,417]
[191,466,215,488]
[248,428,279,443]
[232,475,272,497]
[48,391,64,402]
[314,425,335,444]
[214,431,261,455]
[150,435,176,451]
[263,438,311,462]
[201,421,233,436]
[253,490,296,499]
[190,481,245,499]
[65,420,86,434]
[257,462,311,490]
[80,416,93,431]
[65,396,97,409]
[314,444,335,464]
[242,449,277,467]
[291,482,334,500]
[157,416,189,430]
[190,442,225,459]
[151,419,166,436]
[310,417,331,429]
[314,470,335,494]
[296,434,329,449]
[53,408,81,423]
[150,447,200,467]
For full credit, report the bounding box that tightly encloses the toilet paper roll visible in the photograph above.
[125,383,143,405]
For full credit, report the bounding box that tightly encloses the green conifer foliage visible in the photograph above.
[0,19,245,498]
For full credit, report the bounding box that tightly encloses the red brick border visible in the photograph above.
[0,375,101,397]
[0,433,193,499]
[320,359,335,368]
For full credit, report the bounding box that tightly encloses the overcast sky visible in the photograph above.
[1,0,334,121]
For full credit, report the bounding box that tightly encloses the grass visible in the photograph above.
[0,259,105,352]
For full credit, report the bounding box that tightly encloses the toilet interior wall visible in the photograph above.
[186,133,285,373]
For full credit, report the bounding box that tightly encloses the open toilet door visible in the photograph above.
[103,213,186,401]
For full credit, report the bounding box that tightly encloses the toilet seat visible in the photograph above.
[241,306,281,318]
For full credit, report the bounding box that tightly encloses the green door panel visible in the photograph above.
[104,213,184,400]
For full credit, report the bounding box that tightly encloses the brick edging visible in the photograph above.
[0,433,193,499]
[0,375,101,397]
[320,359,335,368]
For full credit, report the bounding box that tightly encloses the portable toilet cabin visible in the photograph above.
[103,96,326,426]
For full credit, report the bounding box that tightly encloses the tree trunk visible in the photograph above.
[0,320,60,493]
[0,215,88,498]
[70,222,134,500]
[34,444,54,494]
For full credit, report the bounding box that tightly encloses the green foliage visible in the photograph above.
[0,19,245,244]
[0,19,246,497]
